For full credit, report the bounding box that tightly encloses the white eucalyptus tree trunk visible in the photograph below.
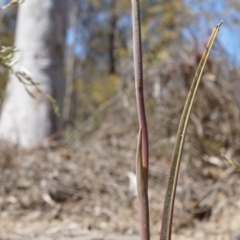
[0,0,67,148]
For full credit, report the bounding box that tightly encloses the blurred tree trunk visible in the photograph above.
[108,0,117,74]
[63,0,79,124]
[0,0,67,148]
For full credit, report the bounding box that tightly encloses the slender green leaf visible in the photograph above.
[222,154,240,168]
[160,21,223,240]
[47,94,60,116]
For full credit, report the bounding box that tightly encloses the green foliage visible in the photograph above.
[0,46,16,68]
[0,44,60,116]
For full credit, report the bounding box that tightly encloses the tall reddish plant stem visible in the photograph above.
[131,1,150,240]
[131,0,149,183]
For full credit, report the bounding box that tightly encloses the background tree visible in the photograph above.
[62,0,189,136]
[0,0,67,148]
[63,0,79,124]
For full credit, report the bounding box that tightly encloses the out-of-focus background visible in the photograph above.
[1,0,240,239]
